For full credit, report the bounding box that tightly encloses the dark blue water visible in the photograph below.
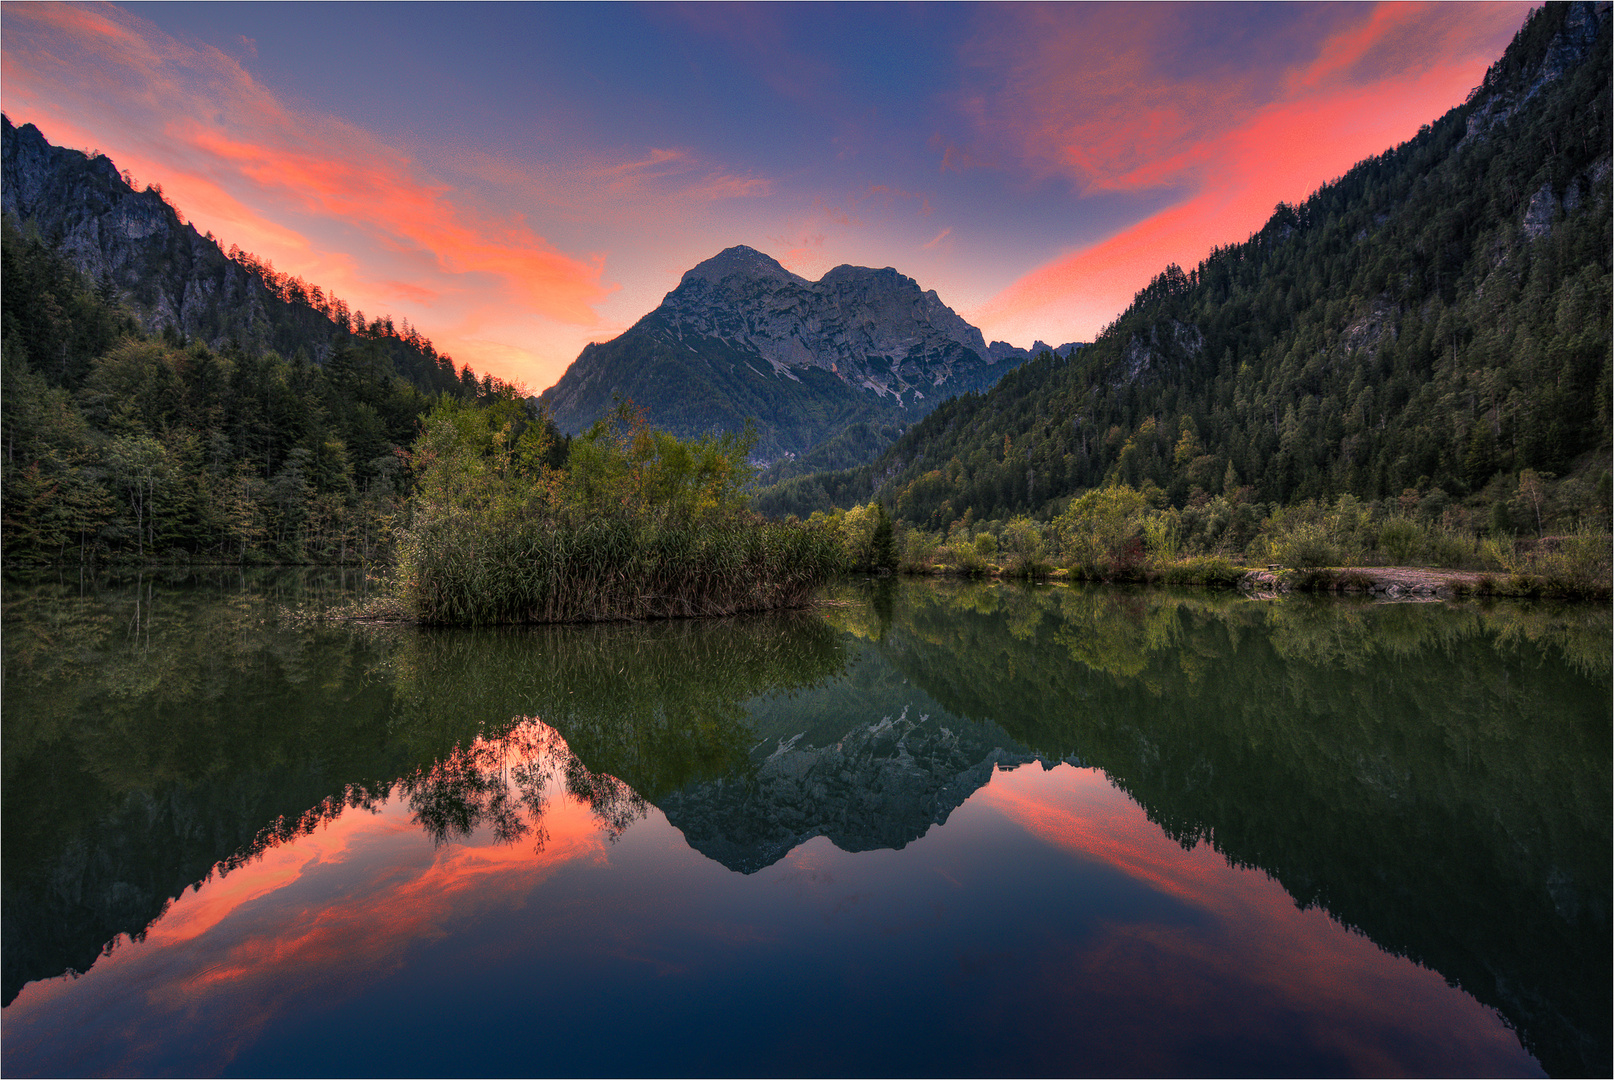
[3,573,1607,1076]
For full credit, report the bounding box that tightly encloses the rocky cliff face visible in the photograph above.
[2,114,277,347]
[659,249,991,400]
[1464,0,1610,142]
[539,246,1051,460]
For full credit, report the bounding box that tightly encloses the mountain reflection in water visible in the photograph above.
[2,572,1607,1077]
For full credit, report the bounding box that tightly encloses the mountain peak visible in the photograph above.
[542,244,1030,460]
[680,245,807,288]
[820,262,900,284]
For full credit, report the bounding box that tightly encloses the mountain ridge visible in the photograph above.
[539,244,1067,461]
[1,114,495,399]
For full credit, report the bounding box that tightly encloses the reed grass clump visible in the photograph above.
[1157,555,1245,587]
[392,399,844,625]
[400,509,841,624]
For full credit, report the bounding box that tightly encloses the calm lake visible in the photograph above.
[2,571,1609,1078]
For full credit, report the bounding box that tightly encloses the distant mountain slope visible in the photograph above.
[779,1,1611,526]
[2,115,485,398]
[539,245,1047,461]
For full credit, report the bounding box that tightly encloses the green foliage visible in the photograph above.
[393,399,841,624]
[1377,517,1423,563]
[998,515,1050,578]
[1054,484,1153,578]
[749,463,877,520]
[1482,526,1614,598]
[1155,555,1245,587]
[877,477,1609,595]
[871,501,897,572]
[753,421,905,486]
[0,214,537,565]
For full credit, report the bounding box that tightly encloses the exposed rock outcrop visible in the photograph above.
[539,246,1056,460]
[2,114,274,347]
[1118,318,1204,381]
[1463,1,1610,144]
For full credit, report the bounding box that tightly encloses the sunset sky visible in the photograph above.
[2,2,1532,390]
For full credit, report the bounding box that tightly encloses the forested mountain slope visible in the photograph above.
[771,2,1611,531]
[2,115,490,399]
[1,123,540,565]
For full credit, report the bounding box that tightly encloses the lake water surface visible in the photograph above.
[2,572,1608,1077]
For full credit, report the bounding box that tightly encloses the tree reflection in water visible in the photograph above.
[1,574,844,1007]
[2,570,1608,1075]
[398,718,645,850]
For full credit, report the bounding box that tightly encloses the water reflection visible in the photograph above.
[1,572,844,1008]
[2,572,1607,1076]
[401,718,646,848]
[853,581,1610,1077]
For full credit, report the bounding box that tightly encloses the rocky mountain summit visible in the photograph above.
[661,246,994,396]
[540,246,1064,461]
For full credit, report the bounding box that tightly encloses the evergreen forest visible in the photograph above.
[0,215,533,564]
[757,3,1613,556]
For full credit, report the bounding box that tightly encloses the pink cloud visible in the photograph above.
[979,765,1529,1075]
[2,2,612,386]
[968,2,1531,345]
[954,2,1526,194]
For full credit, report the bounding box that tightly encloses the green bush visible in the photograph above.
[1158,555,1245,587]
[1534,532,1614,599]
[1271,521,1342,568]
[1377,517,1421,563]
[1421,524,1477,568]
[393,400,843,624]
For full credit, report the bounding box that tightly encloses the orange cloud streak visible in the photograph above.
[2,2,611,386]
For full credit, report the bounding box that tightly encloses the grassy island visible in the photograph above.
[391,400,842,625]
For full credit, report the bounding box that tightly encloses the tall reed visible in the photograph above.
[392,399,845,625]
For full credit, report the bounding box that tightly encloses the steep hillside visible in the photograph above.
[1,124,550,565]
[2,115,485,398]
[539,246,1050,461]
[773,2,1611,531]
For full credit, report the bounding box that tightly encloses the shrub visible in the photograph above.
[1482,535,1520,573]
[998,515,1050,578]
[1054,484,1150,577]
[1421,523,1476,568]
[1270,521,1342,568]
[896,524,940,573]
[1534,531,1613,598]
[1378,517,1421,563]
